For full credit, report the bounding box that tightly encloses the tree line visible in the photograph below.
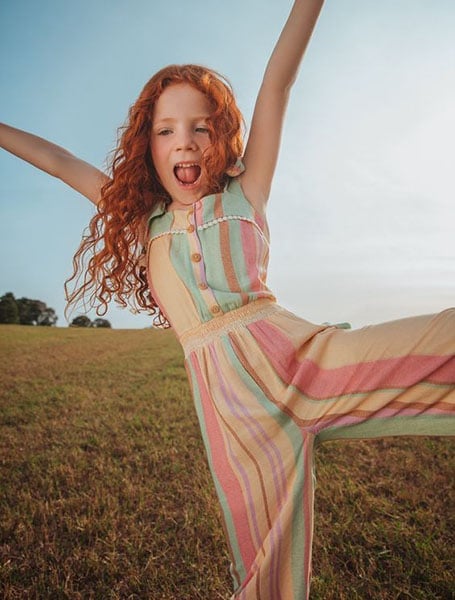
[0,293,111,328]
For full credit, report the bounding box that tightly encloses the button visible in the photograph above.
[187,225,195,233]
[210,305,221,315]
[198,282,208,290]
[191,253,202,262]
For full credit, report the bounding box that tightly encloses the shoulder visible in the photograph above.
[224,158,268,216]
[225,157,268,217]
[220,175,269,238]
[226,173,268,220]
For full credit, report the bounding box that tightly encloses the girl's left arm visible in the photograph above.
[241,0,324,212]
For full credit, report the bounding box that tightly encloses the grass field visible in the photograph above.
[0,325,453,599]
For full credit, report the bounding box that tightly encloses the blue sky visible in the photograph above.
[1,0,454,329]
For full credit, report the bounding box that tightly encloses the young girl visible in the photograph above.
[1,1,454,598]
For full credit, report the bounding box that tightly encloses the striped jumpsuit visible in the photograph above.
[145,174,455,599]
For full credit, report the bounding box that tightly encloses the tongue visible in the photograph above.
[175,165,200,184]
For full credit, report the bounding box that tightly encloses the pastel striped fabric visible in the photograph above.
[147,177,455,599]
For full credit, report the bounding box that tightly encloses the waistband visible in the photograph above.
[179,299,279,356]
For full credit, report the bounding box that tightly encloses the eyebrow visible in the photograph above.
[153,115,211,125]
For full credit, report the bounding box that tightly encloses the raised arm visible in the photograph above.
[0,122,109,205]
[241,0,324,212]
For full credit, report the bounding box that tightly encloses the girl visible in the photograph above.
[1,1,454,598]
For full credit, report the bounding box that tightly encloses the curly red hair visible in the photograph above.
[65,65,245,325]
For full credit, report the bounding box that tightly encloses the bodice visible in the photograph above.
[146,178,276,337]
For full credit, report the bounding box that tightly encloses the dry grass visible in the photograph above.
[0,325,453,599]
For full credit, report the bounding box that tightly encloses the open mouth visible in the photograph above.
[174,163,202,186]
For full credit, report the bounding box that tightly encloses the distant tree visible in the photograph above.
[0,293,19,324]
[70,315,92,328]
[91,318,112,328]
[17,297,38,324]
[0,293,58,326]
[38,307,58,326]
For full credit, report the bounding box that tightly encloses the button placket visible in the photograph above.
[186,210,196,235]
[186,204,222,316]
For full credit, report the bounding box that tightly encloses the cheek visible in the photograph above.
[150,142,166,175]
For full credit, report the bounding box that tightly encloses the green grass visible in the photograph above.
[0,325,453,599]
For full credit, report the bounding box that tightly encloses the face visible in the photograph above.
[150,83,213,210]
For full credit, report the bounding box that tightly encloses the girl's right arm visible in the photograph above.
[0,122,109,205]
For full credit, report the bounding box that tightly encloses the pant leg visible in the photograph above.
[307,309,455,443]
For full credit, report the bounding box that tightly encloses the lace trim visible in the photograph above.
[149,229,186,244]
[197,215,267,241]
[148,215,268,245]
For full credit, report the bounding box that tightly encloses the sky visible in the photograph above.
[1,0,454,329]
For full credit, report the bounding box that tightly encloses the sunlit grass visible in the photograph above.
[0,325,453,599]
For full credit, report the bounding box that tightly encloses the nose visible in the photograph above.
[176,128,197,151]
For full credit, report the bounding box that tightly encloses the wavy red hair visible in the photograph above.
[65,64,244,325]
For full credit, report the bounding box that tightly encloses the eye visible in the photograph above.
[157,128,172,136]
[195,126,209,134]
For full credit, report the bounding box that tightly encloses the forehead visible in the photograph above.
[153,83,213,121]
